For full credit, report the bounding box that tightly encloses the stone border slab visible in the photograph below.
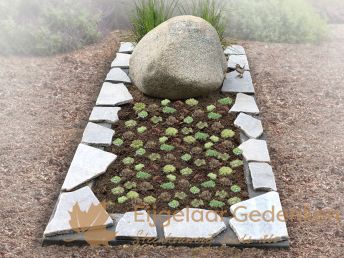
[81,122,115,147]
[222,71,255,94]
[224,45,246,55]
[89,107,121,124]
[105,68,131,84]
[118,42,135,54]
[228,55,250,70]
[111,53,131,68]
[96,82,133,106]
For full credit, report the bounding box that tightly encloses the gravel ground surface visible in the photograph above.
[1,26,343,257]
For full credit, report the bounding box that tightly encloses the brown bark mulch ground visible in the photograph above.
[1,26,343,257]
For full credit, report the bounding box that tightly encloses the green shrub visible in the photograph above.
[206,149,219,158]
[131,140,144,149]
[159,136,169,144]
[149,153,161,161]
[136,171,152,180]
[219,166,233,176]
[210,135,220,143]
[125,120,137,128]
[231,184,241,193]
[151,116,163,124]
[165,127,178,136]
[131,0,178,41]
[215,190,228,199]
[113,138,124,146]
[160,144,175,151]
[166,174,177,181]
[195,132,209,141]
[133,102,146,112]
[111,176,121,184]
[175,191,187,200]
[221,129,235,138]
[111,186,124,195]
[194,159,206,167]
[161,99,171,106]
[180,167,193,176]
[127,191,140,199]
[207,173,217,180]
[168,200,180,209]
[204,142,214,149]
[137,126,147,133]
[183,116,194,124]
[209,200,225,208]
[163,165,176,173]
[196,121,208,130]
[144,196,157,204]
[185,98,199,106]
[163,106,177,114]
[226,0,327,43]
[181,127,193,135]
[233,147,243,155]
[217,153,230,161]
[122,157,135,165]
[138,110,149,119]
[135,164,145,171]
[190,186,201,194]
[230,159,244,168]
[124,181,137,190]
[181,153,192,162]
[208,112,222,120]
[161,182,175,190]
[201,180,216,188]
[228,197,241,205]
[206,105,216,112]
[118,196,128,204]
[218,97,233,105]
[191,199,204,208]
[183,136,196,144]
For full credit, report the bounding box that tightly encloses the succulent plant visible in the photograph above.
[196,121,208,129]
[180,167,193,176]
[147,103,159,113]
[144,141,157,149]
[181,153,192,162]
[194,159,206,167]
[205,149,218,158]
[185,98,199,106]
[211,122,224,132]
[200,190,212,201]
[125,120,137,128]
[121,168,135,178]
[219,177,231,186]
[150,116,163,124]
[130,140,144,149]
[118,196,128,204]
[160,144,175,151]
[135,164,145,171]
[136,171,151,180]
[179,179,190,189]
[206,105,216,112]
[193,109,205,118]
[168,200,180,209]
[207,173,217,180]
[122,157,134,165]
[161,182,175,190]
[183,116,194,124]
[162,106,177,114]
[208,112,222,120]
[138,182,154,191]
[161,99,171,106]
[144,196,157,204]
[135,148,146,156]
[209,200,225,208]
[164,153,177,162]
[204,142,214,150]
[191,146,203,154]
[233,147,243,155]
[138,110,149,119]
[126,191,139,199]
[183,136,196,144]
[113,138,124,146]
[201,180,216,188]
[195,131,209,141]
[124,181,136,190]
[218,97,233,105]
[231,184,241,193]
[230,159,244,168]
[133,102,146,112]
[228,197,242,205]
[111,176,121,184]
[191,199,204,208]
[159,136,169,144]
[149,153,161,161]
[209,158,221,169]
[166,174,176,182]
[181,127,193,135]
[217,153,230,161]
[111,186,124,195]
[219,166,233,176]
[221,140,234,149]
[210,135,220,143]
[190,186,200,194]
[215,190,228,199]
[166,116,179,125]
[137,126,147,134]
[122,131,135,140]
[163,165,176,173]
[175,191,187,200]
[165,127,178,136]
[160,192,172,202]
[221,129,235,138]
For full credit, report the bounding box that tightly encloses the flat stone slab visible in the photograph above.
[249,162,277,191]
[118,42,135,54]
[238,139,271,162]
[228,55,250,70]
[105,68,131,83]
[222,71,255,93]
[224,45,246,55]
[234,113,263,139]
[61,144,117,191]
[44,186,113,236]
[163,208,226,239]
[81,122,115,147]
[111,53,130,68]
[97,123,112,129]
[115,211,157,239]
[230,93,260,114]
[89,107,121,124]
[96,82,133,106]
[229,192,288,243]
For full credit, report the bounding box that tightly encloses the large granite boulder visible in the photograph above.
[129,15,227,100]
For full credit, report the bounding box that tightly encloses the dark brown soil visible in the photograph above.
[93,86,248,216]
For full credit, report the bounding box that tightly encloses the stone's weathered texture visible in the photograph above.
[163,208,227,239]
[44,186,113,236]
[89,107,121,124]
[129,15,227,100]
[238,139,271,162]
[115,211,157,238]
[249,162,277,191]
[222,71,255,94]
[111,53,130,68]
[61,144,117,191]
[96,82,133,106]
[228,55,250,70]
[224,45,246,55]
[234,113,263,139]
[81,122,115,147]
[229,192,288,243]
[118,42,135,54]
[105,68,131,83]
[230,93,260,114]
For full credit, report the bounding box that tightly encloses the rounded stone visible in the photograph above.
[129,15,227,100]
